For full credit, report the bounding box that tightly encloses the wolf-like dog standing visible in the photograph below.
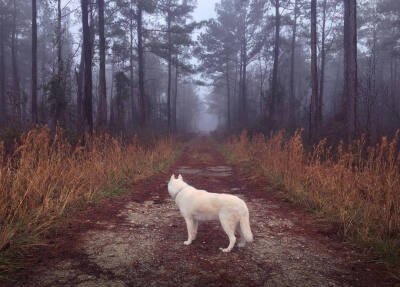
[168,174,253,252]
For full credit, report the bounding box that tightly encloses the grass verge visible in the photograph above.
[222,130,400,267]
[0,126,177,280]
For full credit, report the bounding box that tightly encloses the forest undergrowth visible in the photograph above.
[223,130,400,266]
[0,126,175,277]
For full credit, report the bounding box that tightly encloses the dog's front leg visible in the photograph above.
[183,217,195,245]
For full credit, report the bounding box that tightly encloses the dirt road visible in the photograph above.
[14,139,397,286]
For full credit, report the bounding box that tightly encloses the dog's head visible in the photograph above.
[168,174,184,198]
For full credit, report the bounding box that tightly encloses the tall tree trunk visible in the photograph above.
[343,0,358,142]
[310,0,319,138]
[289,0,298,129]
[11,0,21,123]
[318,0,327,125]
[75,64,83,130]
[81,0,93,134]
[76,6,95,133]
[366,18,377,141]
[97,0,107,128]
[241,37,248,125]
[333,62,341,119]
[226,61,231,130]
[110,60,115,127]
[53,0,64,128]
[32,0,38,124]
[270,0,280,127]
[130,0,135,125]
[137,4,146,126]
[173,62,178,132]
[167,8,172,132]
[233,56,238,126]
[238,47,243,124]
[258,57,264,116]
[57,0,63,78]
[0,13,6,124]
[394,59,398,109]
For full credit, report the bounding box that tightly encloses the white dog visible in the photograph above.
[168,174,253,252]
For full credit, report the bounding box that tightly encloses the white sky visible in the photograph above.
[64,0,218,21]
[193,0,218,21]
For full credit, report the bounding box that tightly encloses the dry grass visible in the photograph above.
[0,126,174,268]
[224,130,400,263]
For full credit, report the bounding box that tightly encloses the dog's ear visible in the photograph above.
[170,174,175,181]
[178,174,183,180]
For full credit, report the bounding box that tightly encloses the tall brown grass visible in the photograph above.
[225,130,400,263]
[0,126,174,258]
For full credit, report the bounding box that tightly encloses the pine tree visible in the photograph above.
[343,0,358,141]
[97,0,107,128]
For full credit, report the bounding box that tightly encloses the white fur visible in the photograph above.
[168,174,253,252]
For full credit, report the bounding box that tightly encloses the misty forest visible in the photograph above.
[0,0,400,285]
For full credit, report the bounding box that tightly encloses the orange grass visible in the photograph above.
[0,126,174,257]
[225,130,400,263]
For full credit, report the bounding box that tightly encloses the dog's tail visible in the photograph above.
[240,211,253,242]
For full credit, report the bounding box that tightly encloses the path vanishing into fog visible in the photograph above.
[14,138,397,286]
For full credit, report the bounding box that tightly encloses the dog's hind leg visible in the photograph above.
[237,225,246,247]
[184,217,195,245]
[219,215,236,252]
[192,219,198,240]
